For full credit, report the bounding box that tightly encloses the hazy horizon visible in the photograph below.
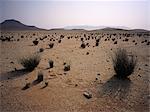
[0,0,150,30]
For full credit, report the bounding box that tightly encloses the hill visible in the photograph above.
[0,19,45,31]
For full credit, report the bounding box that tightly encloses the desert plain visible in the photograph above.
[0,29,150,112]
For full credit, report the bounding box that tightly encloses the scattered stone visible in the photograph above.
[83,91,92,99]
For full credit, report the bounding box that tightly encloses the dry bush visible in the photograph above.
[19,54,40,71]
[112,48,137,79]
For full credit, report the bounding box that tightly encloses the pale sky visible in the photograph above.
[0,0,150,30]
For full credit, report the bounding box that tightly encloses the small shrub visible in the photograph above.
[49,43,54,48]
[64,64,70,71]
[114,41,117,44]
[19,54,40,71]
[125,38,129,41]
[48,60,54,68]
[112,48,137,79]
[96,39,100,43]
[39,48,44,52]
[81,38,84,41]
[58,40,61,43]
[60,35,64,38]
[95,42,99,46]
[86,52,89,55]
[112,38,115,41]
[81,43,86,48]
[33,40,39,45]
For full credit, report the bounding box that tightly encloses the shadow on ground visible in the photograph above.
[97,75,131,99]
[0,69,30,81]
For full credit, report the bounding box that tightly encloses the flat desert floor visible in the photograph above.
[0,30,150,112]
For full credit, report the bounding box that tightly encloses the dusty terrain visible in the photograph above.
[0,30,150,112]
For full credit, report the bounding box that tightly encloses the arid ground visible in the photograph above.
[0,29,150,112]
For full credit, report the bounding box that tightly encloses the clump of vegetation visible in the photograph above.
[33,40,39,45]
[48,60,54,68]
[64,64,70,71]
[48,43,54,48]
[39,48,44,52]
[58,40,61,43]
[114,41,117,44]
[112,38,115,41]
[112,48,137,79]
[125,38,129,41]
[80,43,86,48]
[19,54,40,71]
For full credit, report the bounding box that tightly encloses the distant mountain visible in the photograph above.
[64,25,130,31]
[0,19,45,31]
[1,19,149,32]
[130,29,149,32]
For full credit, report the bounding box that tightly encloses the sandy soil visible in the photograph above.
[0,30,150,112]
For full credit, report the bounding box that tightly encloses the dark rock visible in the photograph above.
[83,91,92,99]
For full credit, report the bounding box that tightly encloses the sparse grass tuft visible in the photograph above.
[19,54,40,71]
[112,48,137,79]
